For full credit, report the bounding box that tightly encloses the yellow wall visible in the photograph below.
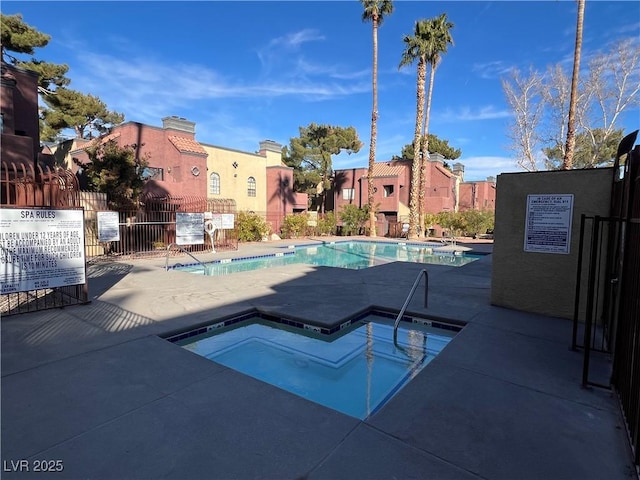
[203,145,269,212]
[491,168,612,319]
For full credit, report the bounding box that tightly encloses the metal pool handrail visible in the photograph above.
[393,269,429,344]
[165,243,206,271]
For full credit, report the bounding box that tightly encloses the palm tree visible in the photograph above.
[399,20,428,239]
[419,14,454,232]
[361,0,394,237]
[562,0,586,170]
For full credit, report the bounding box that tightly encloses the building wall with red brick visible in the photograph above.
[1,64,40,168]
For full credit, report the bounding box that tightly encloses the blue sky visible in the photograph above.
[3,1,639,181]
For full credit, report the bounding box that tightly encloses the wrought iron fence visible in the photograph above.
[572,133,640,469]
[1,162,88,315]
[82,193,238,259]
[610,141,640,470]
[1,163,239,315]
[1,161,80,207]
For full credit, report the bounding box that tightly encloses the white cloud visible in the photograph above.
[472,60,513,80]
[267,29,325,50]
[459,155,522,181]
[257,29,325,72]
[438,106,512,122]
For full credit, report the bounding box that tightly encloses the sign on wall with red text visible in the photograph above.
[0,208,86,294]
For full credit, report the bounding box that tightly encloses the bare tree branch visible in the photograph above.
[502,68,545,171]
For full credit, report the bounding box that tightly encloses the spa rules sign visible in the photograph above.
[0,208,86,293]
[524,194,574,254]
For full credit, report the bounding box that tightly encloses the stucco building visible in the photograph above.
[55,117,307,234]
[458,176,496,212]
[332,154,458,236]
[331,154,496,236]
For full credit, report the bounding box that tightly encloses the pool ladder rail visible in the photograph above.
[393,269,429,346]
[164,243,207,271]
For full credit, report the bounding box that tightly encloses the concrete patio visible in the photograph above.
[1,237,636,479]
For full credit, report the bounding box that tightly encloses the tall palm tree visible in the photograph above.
[562,0,586,170]
[419,14,454,231]
[361,0,394,237]
[399,20,428,239]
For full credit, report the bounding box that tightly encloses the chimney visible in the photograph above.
[1,66,17,134]
[452,162,465,181]
[162,116,195,134]
[429,152,445,164]
[258,139,283,155]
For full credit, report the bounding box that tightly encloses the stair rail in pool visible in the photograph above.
[393,269,429,345]
[165,243,207,271]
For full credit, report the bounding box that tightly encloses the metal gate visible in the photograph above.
[611,134,640,470]
[573,130,640,469]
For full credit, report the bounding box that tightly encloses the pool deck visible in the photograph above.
[1,237,636,479]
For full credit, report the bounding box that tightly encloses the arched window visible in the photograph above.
[210,172,220,195]
[247,176,256,197]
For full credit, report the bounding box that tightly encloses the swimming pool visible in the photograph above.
[169,310,461,419]
[171,241,480,276]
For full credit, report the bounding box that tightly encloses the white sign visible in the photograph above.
[176,212,204,245]
[222,214,235,229]
[209,213,235,229]
[97,211,120,242]
[0,208,86,293]
[524,194,574,254]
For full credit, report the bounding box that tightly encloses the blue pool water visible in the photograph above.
[173,241,480,276]
[177,315,457,419]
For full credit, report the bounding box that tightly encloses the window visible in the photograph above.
[210,172,220,195]
[247,176,256,197]
[141,166,164,181]
[343,188,355,200]
[383,185,394,197]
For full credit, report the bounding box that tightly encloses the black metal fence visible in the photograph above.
[612,217,639,469]
[611,140,640,469]
[573,132,640,469]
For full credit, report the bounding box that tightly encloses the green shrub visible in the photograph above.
[424,213,439,237]
[436,209,495,238]
[436,211,465,238]
[281,213,309,239]
[460,209,495,237]
[236,211,270,242]
[339,205,368,236]
[317,211,337,235]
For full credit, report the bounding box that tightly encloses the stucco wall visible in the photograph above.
[491,168,612,319]
[203,145,267,213]
[459,181,496,211]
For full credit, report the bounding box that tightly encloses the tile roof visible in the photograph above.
[368,163,405,178]
[101,132,121,143]
[168,136,207,156]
